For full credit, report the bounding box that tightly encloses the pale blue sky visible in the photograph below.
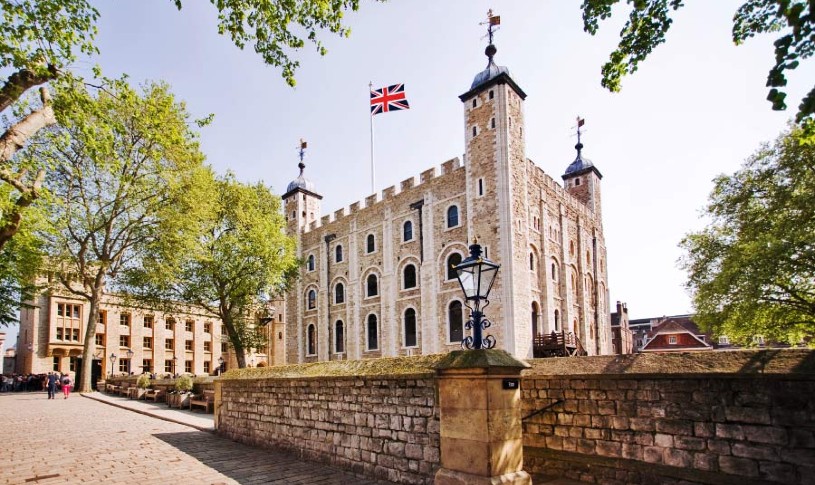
[4,1,813,353]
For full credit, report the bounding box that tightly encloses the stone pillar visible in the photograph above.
[213,379,222,430]
[433,349,532,485]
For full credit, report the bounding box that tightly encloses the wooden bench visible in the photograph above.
[144,388,165,403]
[189,390,215,413]
[106,383,121,394]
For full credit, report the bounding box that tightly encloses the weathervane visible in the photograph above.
[480,9,501,45]
[574,116,585,145]
[297,138,307,172]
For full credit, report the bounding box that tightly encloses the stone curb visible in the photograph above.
[81,392,215,433]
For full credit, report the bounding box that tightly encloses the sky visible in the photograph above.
[3,0,813,353]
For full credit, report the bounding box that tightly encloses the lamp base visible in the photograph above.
[434,468,531,485]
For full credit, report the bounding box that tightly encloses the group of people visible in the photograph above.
[0,372,73,398]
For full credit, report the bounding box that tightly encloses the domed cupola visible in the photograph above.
[562,118,602,180]
[287,161,316,194]
[471,44,511,90]
[459,11,526,102]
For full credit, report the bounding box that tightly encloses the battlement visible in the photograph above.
[301,157,462,234]
[528,159,596,222]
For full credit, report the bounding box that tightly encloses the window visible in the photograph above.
[307,254,315,271]
[366,234,376,253]
[551,263,558,281]
[307,324,316,356]
[490,117,495,129]
[143,337,152,349]
[120,313,131,327]
[185,320,194,332]
[185,360,192,374]
[119,335,130,347]
[335,245,343,262]
[448,301,464,343]
[335,320,344,353]
[754,335,765,346]
[334,283,345,304]
[569,241,576,257]
[404,308,417,348]
[367,314,378,350]
[143,315,153,329]
[164,361,172,373]
[403,220,413,242]
[69,357,77,372]
[56,302,81,343]
[531,302,540,336]
[718,335,730,345]
[203,361,211,374]
[477,178,484,196]
[472,98,477,108]
[668,335,677,345]
[204,322,211,334]
[489,90,494,100]
[403,264,417,289]
[575,178,581,186]
[366,274,378,297]
[119,359,130,373]
[554,309,560,331]
[472,126,477,138]
[447,253,462,281]
[307,289,316,310]
[165,338,174,350]
[97,311,106,325]
[221,342,228,353]
[142,359,152,373]
[95,333,104,346]
[204,341,211,352]
[447,205,459,228]
[52,356,59,372]
[185,340,193,351]
[529,252,535,271]
[586,251,591,265]
[165,318,175,331]
[221,324,227,335]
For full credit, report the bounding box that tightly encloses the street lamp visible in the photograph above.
[453,239,500,350]
[109,353,117,376]
[126,348,134,374]
[218,356,225,375]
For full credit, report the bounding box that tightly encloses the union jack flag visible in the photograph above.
[370,84,410,115]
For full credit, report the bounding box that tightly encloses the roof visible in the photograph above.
[562,142,603,180]
[459,44,526,102]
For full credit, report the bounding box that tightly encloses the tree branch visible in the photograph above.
[0,66,58,114]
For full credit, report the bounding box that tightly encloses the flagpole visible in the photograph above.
[369,81,375,194]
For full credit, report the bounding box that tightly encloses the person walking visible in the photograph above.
[61,373,72,399]
[46,372,58,400]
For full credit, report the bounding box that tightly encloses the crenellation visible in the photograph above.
[321,214,331,226]
[400,176,416,191]
[365,194,378,207]
[350,201,360,212]
[334,207,346,220]
[440,157,461,174]
[420,167,437,182]
[382,185,396,200]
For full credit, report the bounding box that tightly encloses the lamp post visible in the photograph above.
[126,348,134,375]
[109,353,117,376]
[453,240,501,350]
[218,356,225,375]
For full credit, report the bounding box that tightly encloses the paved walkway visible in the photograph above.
[83,391,215,431]
[0,392,392,484]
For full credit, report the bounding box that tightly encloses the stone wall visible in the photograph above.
[217,362,441,485]
[521,350,815,484]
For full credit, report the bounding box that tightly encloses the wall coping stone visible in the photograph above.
[434,349,531,371]
[523,349,815,377]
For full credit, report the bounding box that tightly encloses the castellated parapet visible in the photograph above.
[282,39,612,364]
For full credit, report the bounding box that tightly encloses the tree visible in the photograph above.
[33,79,211,392]
[581,0,815,133]
[124,173,298,369]
[1,0,371,251]
[680,125,815,344]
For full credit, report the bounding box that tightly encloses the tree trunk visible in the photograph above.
[222,313,248,368]
[77,291,102,393]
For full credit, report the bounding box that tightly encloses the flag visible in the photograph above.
[489,15,500,26]
[370,84,410,115]
[577,117,585,127]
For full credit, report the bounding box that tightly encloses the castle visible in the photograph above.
[281,34,612,363]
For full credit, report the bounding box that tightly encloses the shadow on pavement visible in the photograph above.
[153,431,392,484]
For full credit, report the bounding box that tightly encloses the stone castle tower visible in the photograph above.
[280,31,611,363]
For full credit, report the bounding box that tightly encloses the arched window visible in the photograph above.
[335,245,343,263]
[448,300,464,343]
[447,253,462,281]
[529,252,535,271]
[551,262,558,281]
[447,205,459,228]
[366,234,375,253]
[403,220,413,242]
[307,324,316,356]
[334,282,345,304]
[403,264,417,289]
[335,320,344,353]
[367,314,378,350]
[307,254,315,271]
[569,240,576,257]
[307,289,316,310]
[404,308,417,347]
[586,250,591,266]
[532,302,540,337]
[367,274,378,297]
[554,310,560,331]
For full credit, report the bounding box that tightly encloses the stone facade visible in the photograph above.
[217,374,440,484]
[521,351,815,484]
[282,42,611,364]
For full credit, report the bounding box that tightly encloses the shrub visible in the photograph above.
[136,374,151,389]
[174,374,193,392]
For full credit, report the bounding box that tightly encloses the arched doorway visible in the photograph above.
[531,301,540,337]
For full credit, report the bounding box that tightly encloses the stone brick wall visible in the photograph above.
[217,374,440,484]
[521,350,815,484]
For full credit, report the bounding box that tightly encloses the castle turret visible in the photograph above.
[562,121,603,222]
[282,140,323,235]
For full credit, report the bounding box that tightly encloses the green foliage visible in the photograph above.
[0,196,45,326]
[124,172,298,368]
[173,0,372,87]
[581,0,815,130]
[136,374,151,389]
[174,374,193,392]
[680,124,815,344]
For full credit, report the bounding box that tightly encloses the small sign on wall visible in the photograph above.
[502,378,519,390]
